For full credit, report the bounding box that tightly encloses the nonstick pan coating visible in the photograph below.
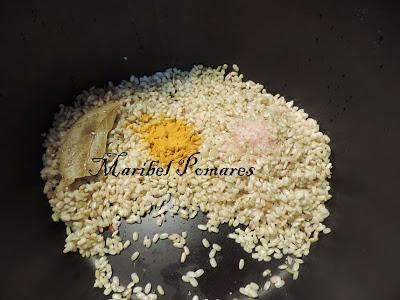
[1,1,399,299]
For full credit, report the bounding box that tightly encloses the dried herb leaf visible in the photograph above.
[59,101,120,187]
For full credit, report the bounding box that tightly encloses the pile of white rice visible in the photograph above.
[41,64,332,297]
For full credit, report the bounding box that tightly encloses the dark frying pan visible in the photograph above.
[1,1,399,299]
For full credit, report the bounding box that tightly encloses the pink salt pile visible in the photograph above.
[228,119,278,157]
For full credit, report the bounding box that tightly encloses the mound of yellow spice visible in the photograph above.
[133,113,202,165]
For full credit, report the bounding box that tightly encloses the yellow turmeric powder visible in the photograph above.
[133,113,201,165]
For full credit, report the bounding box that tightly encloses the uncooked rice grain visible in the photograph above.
[184,246,190,255]
[152,233,160,243]
[160,233,169,240]
[239,258,244,270]
[262,269,271,277]
[195,268,204,277]
[131,273,139,284]
[180,252,187,263]
[156,285,165,295]
[212,243,221,251]
[275,279,285,288]
[197,224,207,231]
[41,64,333,297]
[144,283,151,294]
[263,280,271,290]
[202,238,210,248]
[189,277,198,287]
[210,258,217,268]
[131,251,140,261]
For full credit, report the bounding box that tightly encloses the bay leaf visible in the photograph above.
[59,101,120,188]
